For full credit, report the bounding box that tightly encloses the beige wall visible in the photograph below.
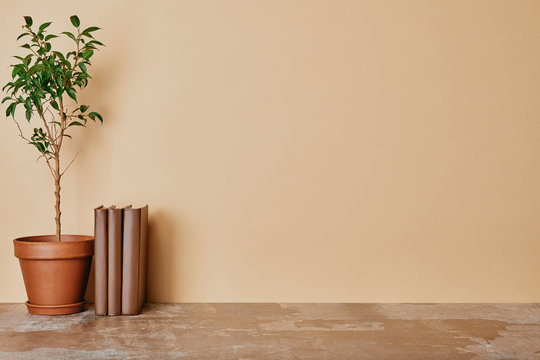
[1,0,540,303]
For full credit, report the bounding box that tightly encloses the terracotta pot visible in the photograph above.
[13,235,94,315]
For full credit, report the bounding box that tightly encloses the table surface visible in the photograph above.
[0,303,539,359]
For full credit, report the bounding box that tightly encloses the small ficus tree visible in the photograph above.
[2,16,104,242]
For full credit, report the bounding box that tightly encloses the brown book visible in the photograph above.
[107,206,122,316]
[122,205,149,315]
[94,205,109,316]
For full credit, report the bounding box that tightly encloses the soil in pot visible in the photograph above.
[13,235,94,315]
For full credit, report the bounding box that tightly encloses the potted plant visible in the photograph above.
[2,16,104,315]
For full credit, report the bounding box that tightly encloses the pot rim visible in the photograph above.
[14,235,94,260]
[14,234,93,243]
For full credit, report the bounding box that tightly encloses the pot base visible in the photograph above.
[25,300,87,315]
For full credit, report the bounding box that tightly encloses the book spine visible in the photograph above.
[107,207,123,316]
[122,208,141,315]
[137,205,149,313]
[94,206,108,316]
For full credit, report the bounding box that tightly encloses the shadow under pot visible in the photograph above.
[13,235,94,315]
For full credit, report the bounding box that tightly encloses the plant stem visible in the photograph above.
[53,95,67,242]
[54,156,61,242]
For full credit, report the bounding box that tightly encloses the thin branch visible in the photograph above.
[12,118,30,142]
[58,95,66,149]
[60,150,81,176]
[72,31,82,72]
[45,105,60,141]
[36,106,56,151]
[36,153,57,179]
[12,109,57,179]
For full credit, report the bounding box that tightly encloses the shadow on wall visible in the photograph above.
[146,209,178,302]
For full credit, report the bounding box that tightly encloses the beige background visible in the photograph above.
[1,0,539,303]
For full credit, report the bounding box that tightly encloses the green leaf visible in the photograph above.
[2,82,14,92]
[20,44,31,49]
[78,63,87,73]
[23,55,32,67]
[82,50,93,60]
[50,100,59,111]
[44,34,58,41]
[32,95,41,107]
[88,111,103,123]
[16,33,30,41]
[11,66,19,79]
[24,16,33,27]
[68,121,85,127]
[66,88,77,101]
[39,22,52,31]
[81,26,101,38]
[86,40,105,47]
[8,102,17,117]
[25,109,32,121]
[61,31,76,41]
[79,105,88,112]
[70,15,80,27]
[52,51,65,60]
[82,26,101,34]
[34,142,45,153]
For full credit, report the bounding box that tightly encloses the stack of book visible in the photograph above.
[94,205,149,316]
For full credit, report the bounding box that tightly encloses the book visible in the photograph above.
[107,206,122,316]
[122,205,149,315]
[94,205,108,316]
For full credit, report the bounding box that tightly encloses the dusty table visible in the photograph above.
[0,303,539,359]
